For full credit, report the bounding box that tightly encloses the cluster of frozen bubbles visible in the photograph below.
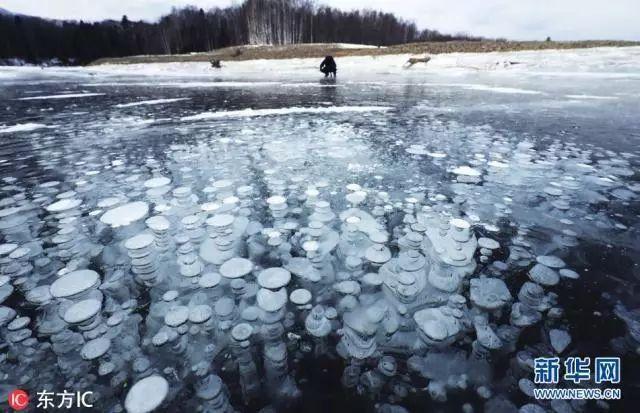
[0,118,638,413]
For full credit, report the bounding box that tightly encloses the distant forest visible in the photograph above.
[0,0,479,65]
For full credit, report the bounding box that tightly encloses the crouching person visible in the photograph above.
[320,56,337,78]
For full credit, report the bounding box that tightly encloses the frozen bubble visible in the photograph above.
[544,187,563,196]
[162,290,179,301]
[0,243,18,256]
[99,361,116,376]
[428,152,447,158]
[100,201,149,228]
[231,322,253,341]
[124,375,169,413]
[406,145,429,155]
[302,240,320,252]
[549,329,571,353]
[450,218,470,230]
[220,257,253,279]
[206,214,234,228]
[483,224,500,233]
[257,288,287,312]
[0,306,17,326]
[107,312,124,327]
[345,191,366,205]
[362,272,383,286]
[50,269,100,298]
[470,278,512,310]
[258,267,291,290]
[63,298,101,324]
[81,337,111,360]
[518,378,536,397]
[559,268,580,280]
[612,188,635,201]
[152,331,169,347]
[452,166,481,177]
[241,306,259,322]
[520,404,546,413]
[290,288,312,305]
[7,316,30,330]
[199,272,221,288]
[201,202,220,213]
[189,305,213,324]
[370,231,388,244]
[9,247,29,260]
[95,198,120,209]
[334,280,361,295]
[413,307,460,342]
[528,264,560,287]
[164,306,189,327]
[46,198,82,213]
[214,297,235,317]
[478,237,500,250]
[536,255,566,269]
[25,285,52,304]
[143,176,171,188]
[487,160,509,168]
[223,196,239,205]
[267,195,286,205]
[196,374,224,400]
[212,179,233,190]
[146,215,170,231]
[124,233,154,250]
[345,216,361,226]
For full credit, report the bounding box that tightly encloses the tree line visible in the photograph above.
[0,0,479,65]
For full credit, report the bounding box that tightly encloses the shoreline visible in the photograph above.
[89,40,640,66]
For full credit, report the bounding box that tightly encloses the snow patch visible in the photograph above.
[181,106,392,121]
[433,83,544,95]
[565,94,619,100]
[17,93,105,100]
[115,98,190,108]
[0,123,48,133]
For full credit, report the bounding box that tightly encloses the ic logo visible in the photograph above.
[8,389,29,411]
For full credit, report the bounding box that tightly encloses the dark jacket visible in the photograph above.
[320,56,337,73]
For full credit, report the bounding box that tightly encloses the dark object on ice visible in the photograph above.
[404,56,431,68]
[210,59,222,69]
[320,56,337,78]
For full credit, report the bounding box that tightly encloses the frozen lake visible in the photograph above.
[0,47,639,412]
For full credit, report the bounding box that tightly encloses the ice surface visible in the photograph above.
[0,45,638,412]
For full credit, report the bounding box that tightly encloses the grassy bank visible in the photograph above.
[90,40,640,65]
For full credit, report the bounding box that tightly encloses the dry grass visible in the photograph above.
[90,40,640,65]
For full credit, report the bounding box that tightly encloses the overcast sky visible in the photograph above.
[3,0,638,41]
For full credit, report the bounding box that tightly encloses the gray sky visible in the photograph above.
[3,0,638,40]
